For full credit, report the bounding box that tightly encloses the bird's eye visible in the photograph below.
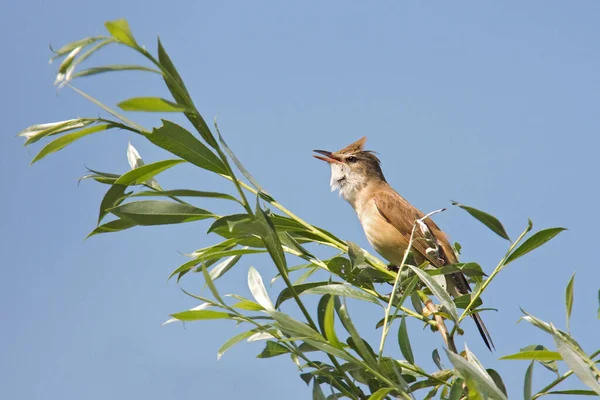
[346,156,358,163]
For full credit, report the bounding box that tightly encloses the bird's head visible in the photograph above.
[313,137,385,202]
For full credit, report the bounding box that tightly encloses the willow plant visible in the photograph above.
[19,19,600,400]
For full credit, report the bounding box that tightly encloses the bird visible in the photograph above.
[313,136,494,350]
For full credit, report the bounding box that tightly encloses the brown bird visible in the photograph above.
[314,137,494,350]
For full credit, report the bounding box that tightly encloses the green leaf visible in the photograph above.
[215,117,268,195]
[147,120,226,175]
[170,310,232,321]
[129,189,240,204]
[519,345,559,375]
[312,380,327,400]
[276,282,331,308]
[432,349,443,370]
[19,118,95,145]
[322,295,343,349]
[31,124,112,164]
[98,159,185,222]
[505,228,567,265]
[118,97,188,112]
[499,350,562,361]
[109,200,214,225]
[50,37,103,61]
[105,19,138,47]
[209,255,242,281]
[257,341,290,358]
[267,311,322,340]
[545,390,600,396]
[486,369,508,398]
[87,218,137,238]
[448,378,464,400]
[253,204,288,277]
[335,299,378,368]
[217,329,256,360]
[398,315,414,364]
[524,361,534,400]
[566,273,575,332]
[368,388,393,400]
[231,300,264,311]
[157,37,218,149]
[304,284,381,307]
[201,262,223,304]
[453,294,484,309]
[405,264,458,321]
[169,249,264,281]
[72,65,161,79]
[248,266,274,311]
[445,348,508,400]
[551,324,600,395]
[452,201,510,241]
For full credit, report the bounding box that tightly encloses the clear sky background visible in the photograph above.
[2,1,599,399]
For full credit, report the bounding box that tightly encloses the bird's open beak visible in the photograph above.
[313,150,343,164]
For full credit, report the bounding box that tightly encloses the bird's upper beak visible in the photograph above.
[313,150,343,164]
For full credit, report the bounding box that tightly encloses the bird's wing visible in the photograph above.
[373,189,495,350]
[372,189,456,267]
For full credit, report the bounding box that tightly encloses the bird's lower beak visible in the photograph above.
[313,150,343,164]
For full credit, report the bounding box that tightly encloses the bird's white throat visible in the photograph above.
[329,163,365,205]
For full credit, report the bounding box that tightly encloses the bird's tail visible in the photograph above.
[472,312,495,351]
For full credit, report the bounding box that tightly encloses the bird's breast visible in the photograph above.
[357,199,409,266]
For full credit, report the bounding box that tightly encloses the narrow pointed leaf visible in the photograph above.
[209,255,242,281]
[215,118,267,195]
[50,37,102,61]
[566,274,575,332]
[201,263,223,304]
[248,266,274,311]
[304,284,381,307]
[170,310,232,321]
[505,228,566,265]
[109,200,214,225]
[323,296,343,349]
[118,97,188,112]
[257,341,290,358]
[405,264,458,321]
[129,189,240,204]
[98,159,185,222]
[398,315,414,364]
[254,205,288,276]
[231,300,264,311]
[275,282,331,308]
[105,19,138,47]
[545,390,600,396]
[368,388,393,400]
[313,380,327,400]
[448,378,464,400]
[31,124,112,164]
[335,299,377,367]
[217,329,256,360]
[267,311,322,340]
[452,201,510,241]
[147,120,226,174]
[72,65,160,79]
[500,350,562,361]
[87,218,137,238]
[20,118,94,145]
[524,361,534,400]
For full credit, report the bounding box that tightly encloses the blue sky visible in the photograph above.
[2,1,599,399]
